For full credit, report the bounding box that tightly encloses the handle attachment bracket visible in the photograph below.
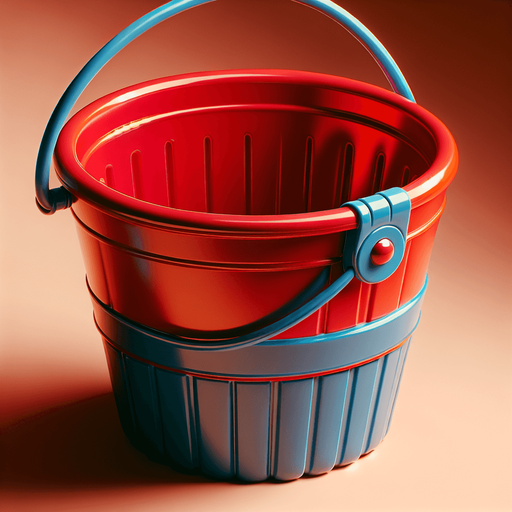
[343,188,410,284]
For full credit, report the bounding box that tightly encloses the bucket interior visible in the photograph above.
[63,71,439,216]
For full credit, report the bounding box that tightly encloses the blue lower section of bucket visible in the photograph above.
[103,338,411,481]
[97,280,425,481]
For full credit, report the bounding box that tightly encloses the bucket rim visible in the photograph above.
[55,69,458,235]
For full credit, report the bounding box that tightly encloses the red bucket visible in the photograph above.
[36,0,457,481]
[53,70,455,340]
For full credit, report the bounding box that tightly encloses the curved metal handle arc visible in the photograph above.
[35,0,415,215]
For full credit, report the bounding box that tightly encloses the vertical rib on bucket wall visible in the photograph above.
[155,371,198,469]
[103,343,136,439]
[362,346,401,453]
[306,371,349,475]
[336,361,380,465]
[273,379,315,480]
[102,338,412,481]
[383,338,412,438]
[400,222,439,305]
[195,378,234,478]
[236,382,271,481]
[164,141,175,208]
[122,357,165,456]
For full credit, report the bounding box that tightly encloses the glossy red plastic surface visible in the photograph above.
[54,70,457,339]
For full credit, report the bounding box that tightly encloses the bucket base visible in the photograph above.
[103,337,411,482]
[128,427,381,482]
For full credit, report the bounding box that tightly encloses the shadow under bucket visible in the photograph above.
[36,0,457,482]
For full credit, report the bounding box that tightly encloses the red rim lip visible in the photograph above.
[55,69,458,235]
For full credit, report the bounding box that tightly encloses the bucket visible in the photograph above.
[35,0,457,482]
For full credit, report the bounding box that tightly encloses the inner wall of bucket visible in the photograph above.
[73,76,434,215]
[57,72,447,339]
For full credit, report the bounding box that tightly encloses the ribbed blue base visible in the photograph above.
[103,337,411,482]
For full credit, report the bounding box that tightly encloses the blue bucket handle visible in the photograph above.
[35,0,415,215]
[35,0,415,351]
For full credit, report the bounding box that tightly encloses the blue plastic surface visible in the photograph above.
[99,284,421,481]
[35,0,414,215]
[105,341,410,479]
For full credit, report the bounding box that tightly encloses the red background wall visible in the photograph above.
[1,1,511,510]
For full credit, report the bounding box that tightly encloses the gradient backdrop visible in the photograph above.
[1,0,511,510]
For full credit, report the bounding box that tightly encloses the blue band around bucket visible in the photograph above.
[92,277,426,379]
